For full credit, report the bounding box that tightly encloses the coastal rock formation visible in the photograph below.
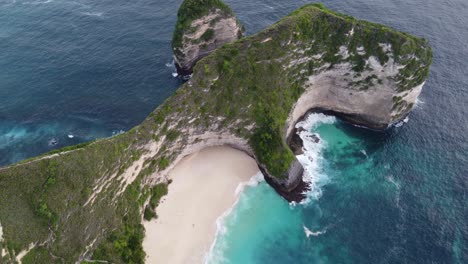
[0,4,431,263]
[172,0,243,76]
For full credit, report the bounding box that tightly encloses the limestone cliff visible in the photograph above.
[172,0,243,76]
[0,4,431,263]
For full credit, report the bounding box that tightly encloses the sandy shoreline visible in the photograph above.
[143,146,259,264]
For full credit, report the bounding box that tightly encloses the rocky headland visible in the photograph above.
[0,2,432,263]
[172,0,243,76]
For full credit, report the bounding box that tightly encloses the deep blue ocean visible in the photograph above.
[1,0,466,263]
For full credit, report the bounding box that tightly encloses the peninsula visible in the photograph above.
[0,2,432,263]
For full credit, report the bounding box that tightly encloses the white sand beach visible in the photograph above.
[143,146,259,264]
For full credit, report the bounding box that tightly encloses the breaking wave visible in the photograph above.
[295,113,336,204]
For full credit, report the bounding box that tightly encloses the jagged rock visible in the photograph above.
[310,134,320,143]
[172,0,243,76]
[289,129,304,155]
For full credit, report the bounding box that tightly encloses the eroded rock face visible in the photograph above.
[286,54,427,135]
[173,8,243,76]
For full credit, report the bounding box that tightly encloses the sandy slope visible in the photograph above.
[143,146,259,264]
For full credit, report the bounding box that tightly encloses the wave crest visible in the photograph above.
[295,113,336,204]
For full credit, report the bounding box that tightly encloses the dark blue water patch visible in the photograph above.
[0,0,186,164]
[315,120,467,264]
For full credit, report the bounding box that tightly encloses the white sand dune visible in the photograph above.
[143,146,259,264]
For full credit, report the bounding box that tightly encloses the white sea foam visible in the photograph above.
[289,201,297,208]
[393,122,403,128]
[165,61,179,78]
[295,113,336,204]
[303,225,327,238]
[81,12,104,17]
[0,222,6,257]
[393,116,410,128]
[235,171,264,196]
[386,175,401,209]
[111,129,125,136]
[386,175,400,189]
[414,98,424,109]
[360,149,368,158]
[204,172,264,264]
[25,0,53,5]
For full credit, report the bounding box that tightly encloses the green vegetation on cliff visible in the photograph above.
[183,3,431,177]
[291,3,432,91]
[0,3,432,263]
[172,0,234,49]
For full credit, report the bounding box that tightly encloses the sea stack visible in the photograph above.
[172,0,244,76]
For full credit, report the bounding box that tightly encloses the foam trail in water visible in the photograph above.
[81,12,104,17]
[303,225,327,238]
[25,0,53,5]
[415,98,424,109]
[360,149,368,158]
[204,172,264,264]
[385,174,402,209]
[295,113,336,204]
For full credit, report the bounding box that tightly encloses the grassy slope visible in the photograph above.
[0,4,432,263]
[1,131,147,263]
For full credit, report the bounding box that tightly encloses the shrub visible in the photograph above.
[166,129,180,141]
[158,157,170,170]
[143,206,157,220]
[201,28,215,41]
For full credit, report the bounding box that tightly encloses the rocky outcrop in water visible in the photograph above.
[172,0,243,76]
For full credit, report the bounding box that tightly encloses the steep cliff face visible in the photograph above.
[0,4,431,263]
[286,40,428,133]
[172,0,243,76]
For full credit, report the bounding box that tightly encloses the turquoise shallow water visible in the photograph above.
[209,113,467,263]
[1,0,467,263]
[208,181,303,264]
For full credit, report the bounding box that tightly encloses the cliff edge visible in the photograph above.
[0,3,431,263]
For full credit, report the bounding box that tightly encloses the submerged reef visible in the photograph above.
[0,2,431,263]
